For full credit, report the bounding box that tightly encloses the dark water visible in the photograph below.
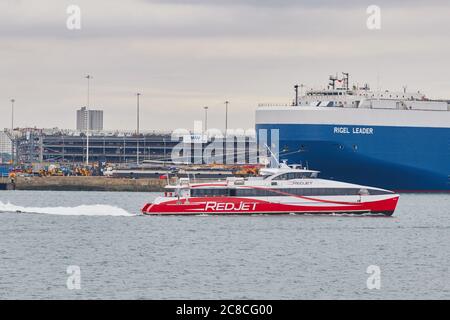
[0,190,449,299]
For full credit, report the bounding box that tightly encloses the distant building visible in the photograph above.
[12,128,257,165]
[0,131,12,163]
[76,107,103,131]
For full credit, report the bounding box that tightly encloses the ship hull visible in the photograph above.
[141,195,399,216]
[256,108,450,191]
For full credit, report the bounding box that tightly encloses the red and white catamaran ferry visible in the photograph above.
[141,163,399,216]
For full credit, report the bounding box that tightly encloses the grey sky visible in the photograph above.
[1,0,450,131]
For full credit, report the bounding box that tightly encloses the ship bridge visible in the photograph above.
[259,72,449,111]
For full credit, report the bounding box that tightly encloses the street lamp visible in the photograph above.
[85,75,92,165]
[224,101,229,136]
[10,98,15,164]
[203,106,208,132]
[136,92,141,165]
[10,99,15,131]
[163,138,167,165]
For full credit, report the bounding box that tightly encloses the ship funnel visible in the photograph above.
[342,72,349,90]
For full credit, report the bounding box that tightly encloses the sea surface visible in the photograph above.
[0,190,449,299]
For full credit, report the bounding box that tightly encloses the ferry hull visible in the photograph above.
[141,196,399,216]
[256,123,450,192]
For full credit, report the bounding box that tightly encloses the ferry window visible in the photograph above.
[316,188,326,196]
[305,188,361,196]
[273,173,289,180]
[191,189,202,197]
[235,189,271,197]
[192,188,228,197]
[234,187,393,198]
[270,189,290,196]
[213,189,228,196]
[294,172,305,179]
[367,189,393,195]
[262,188,373,197]
[236,189,252,197]
[359,188,370,196]
[297,188,310,196]
[273,172,316,180]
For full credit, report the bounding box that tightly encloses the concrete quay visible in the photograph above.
[13,176,171,192]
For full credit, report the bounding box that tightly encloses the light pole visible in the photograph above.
[163,138,166,165]
[224,101,229,136]
[85,75,92,166]
[136,93,141,165]
[10,99,15,164]
[203,106,208,132]
[10,99,15,131]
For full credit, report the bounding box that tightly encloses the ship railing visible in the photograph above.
[257,103,292,107]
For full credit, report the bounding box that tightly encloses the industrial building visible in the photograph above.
[9,128,258,165]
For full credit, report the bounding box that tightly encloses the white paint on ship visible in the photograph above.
[255,106,450,128]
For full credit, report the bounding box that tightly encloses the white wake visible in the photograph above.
[0,201,135,216]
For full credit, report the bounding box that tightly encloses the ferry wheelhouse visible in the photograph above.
[141,164,399,216]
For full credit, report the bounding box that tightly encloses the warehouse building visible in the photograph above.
[12,128,257,165]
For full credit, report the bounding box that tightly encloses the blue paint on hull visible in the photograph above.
[256,124,450,191]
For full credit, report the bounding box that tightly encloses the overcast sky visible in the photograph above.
[1,0,450,131]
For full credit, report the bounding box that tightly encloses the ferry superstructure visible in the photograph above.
[141,163,399,216]
[255,73,450,192]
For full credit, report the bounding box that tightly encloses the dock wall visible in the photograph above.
[14,176,171,192]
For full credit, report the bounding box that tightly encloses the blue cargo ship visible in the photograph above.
[255,73,450,192]
[0,165,9,177]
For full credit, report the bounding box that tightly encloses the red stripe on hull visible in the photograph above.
[141,196,399,216]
